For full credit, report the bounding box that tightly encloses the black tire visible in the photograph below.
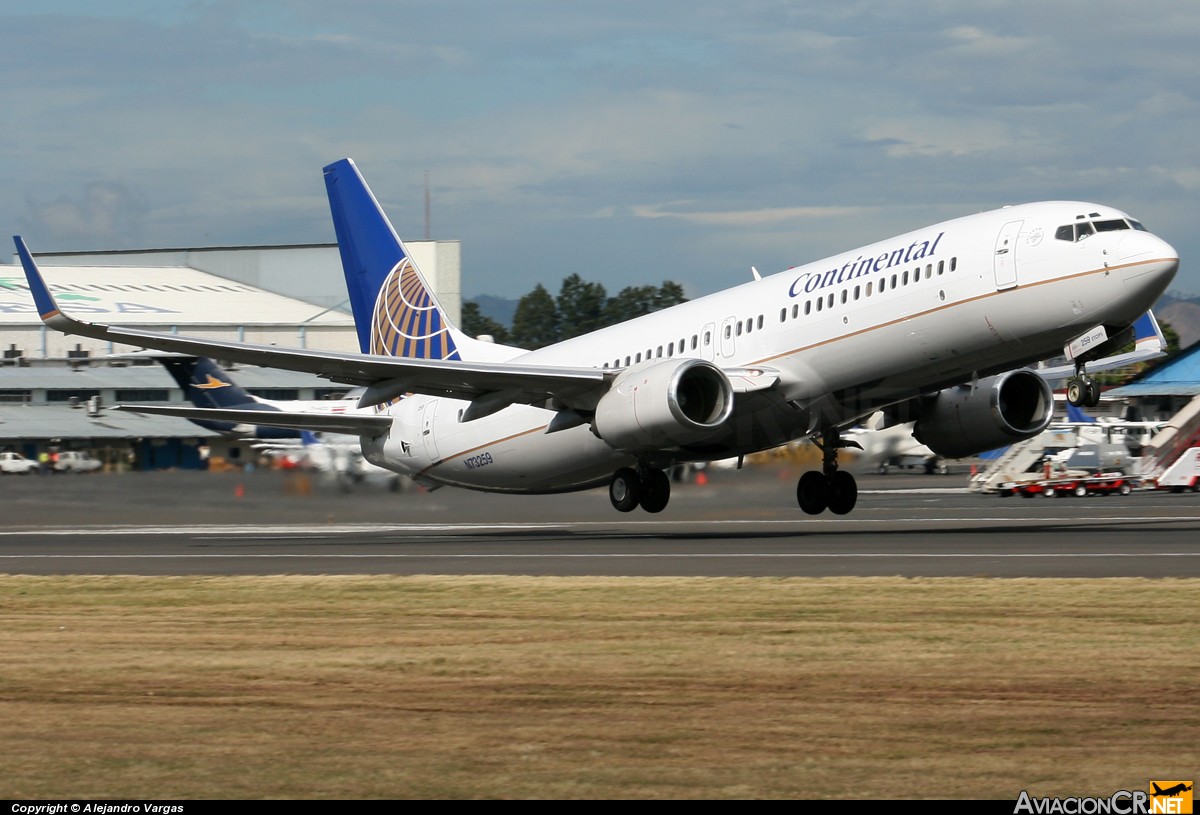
[1066,378,1084,407]
[796,471,828,515]
[827,470,858,515]
[640,469,671,514]
[609,467,641,513]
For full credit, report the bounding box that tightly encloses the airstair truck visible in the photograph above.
[1149,447,1200,493]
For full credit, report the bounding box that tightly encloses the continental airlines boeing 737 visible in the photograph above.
[14,158,1178,515]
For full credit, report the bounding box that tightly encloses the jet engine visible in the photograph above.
[593,358,734,452]
[911,369,1054,459]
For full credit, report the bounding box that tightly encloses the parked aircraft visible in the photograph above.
[15,158,1178,515]
[145,353,393,484]
[149,354,307,439]
[843,416,942,475]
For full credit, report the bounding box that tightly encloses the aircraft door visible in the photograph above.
[418,398,440,459]
[994,219,1023,290]
[720,317,736,358]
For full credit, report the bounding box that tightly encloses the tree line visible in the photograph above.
[460,273,687,349]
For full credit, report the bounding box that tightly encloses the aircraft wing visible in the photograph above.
[1032,310,1166,381]
[114,404,394,435]
[15,236,609,409]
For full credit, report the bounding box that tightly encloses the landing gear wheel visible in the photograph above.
[797,470,829,515]
[609,467,642,513]
[640,469,671,514]
[1083,377,1100,407]
[1067,377,1085,407]
[827,470,858,515]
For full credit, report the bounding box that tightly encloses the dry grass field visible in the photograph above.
[1,574,1197,799]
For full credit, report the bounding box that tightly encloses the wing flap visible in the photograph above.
[115,404,395,436]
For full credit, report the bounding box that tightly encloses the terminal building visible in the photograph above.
[0,241,461,470]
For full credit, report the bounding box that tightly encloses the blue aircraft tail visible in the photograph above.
[323,158,468,360]
[155,355,301,439]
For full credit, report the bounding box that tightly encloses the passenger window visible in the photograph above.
[841,290,847,304]
[691,335,698,350]
[816,298,823,312]
[668,342,674,356]
[950,257,957,272]
[791,304,799,318]
[937,260,944,275]
[853,285,860,300]
[756,315,763,330]
[866,282,873,296]
[736,322,743,336]
[780,307,787,322]
[804,301,811,315]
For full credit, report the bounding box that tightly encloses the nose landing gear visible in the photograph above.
[1066,368,1100,408]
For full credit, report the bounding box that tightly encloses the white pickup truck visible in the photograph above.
[0,451,39,474]
[53,451,103,473]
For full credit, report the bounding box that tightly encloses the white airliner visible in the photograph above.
[14,158,1178,515]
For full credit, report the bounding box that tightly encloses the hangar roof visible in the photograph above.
[0,265,353,327]
[1106,342,1200,397]
[0,404,219,442]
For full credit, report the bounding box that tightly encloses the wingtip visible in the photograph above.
[12,237,67,325]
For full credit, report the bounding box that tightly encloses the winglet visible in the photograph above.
[13,236,62,321]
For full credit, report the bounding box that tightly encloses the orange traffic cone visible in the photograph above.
[234,484,245,499]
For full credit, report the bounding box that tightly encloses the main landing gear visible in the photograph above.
[609,466,671,513]
[1066,364,1101,408]
[796,430,859,516]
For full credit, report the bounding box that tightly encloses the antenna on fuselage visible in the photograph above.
[751,266,761,281]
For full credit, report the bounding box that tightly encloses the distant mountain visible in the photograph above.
[1155,291,1200,350]
[468,294,518,327]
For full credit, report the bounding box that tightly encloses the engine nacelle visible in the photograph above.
[912,369,1054,459]
[593,358,734,452]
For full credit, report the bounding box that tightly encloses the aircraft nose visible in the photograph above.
[1118,231,1178,291]
[1117,230,1177,264]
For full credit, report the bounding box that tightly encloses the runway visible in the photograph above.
[3,465,1199,577]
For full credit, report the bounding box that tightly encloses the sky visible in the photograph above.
[3,1,1199,302]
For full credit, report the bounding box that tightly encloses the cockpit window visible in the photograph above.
[1055,217,1140,242]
